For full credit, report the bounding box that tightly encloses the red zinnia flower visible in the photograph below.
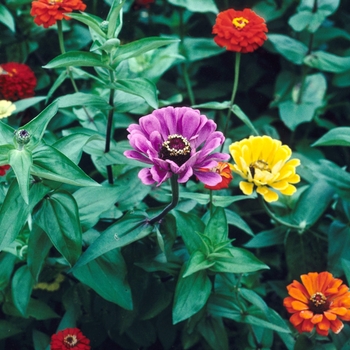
[283,272,350,336]
[0,165,10,176]
[0,63,37,101]
[50,328,90,350]
[202,162,233,190]
[212,8,268,53]
[30,0,87,28]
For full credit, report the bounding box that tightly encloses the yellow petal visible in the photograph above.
[280,184,297,196]
[239,181,254,195]
[257,186,279,202]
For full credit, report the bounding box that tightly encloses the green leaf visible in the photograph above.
[225,209,254,236]
[291,180,334,229]
[304,51,350,73]
[0,320,22,340]
[209,247,269,274]
[23,100,59,148]
[173,210,205,255]
[27,299,59,320]
[43,51,110,69]
[0,121,15,145]
[232,105,259,136]
[244,226,286,248]
[183,251,215,277]
[31,144,99,187]
[106,0,126,39]
[268,34,308,64]
[8,149,32,204]
[0,4,15,32]
[58,92,111,110]
[172,266,212,324]
[204,207,227,244]
[197,317,228,350]
[179,192,256,206]
[113,78,158,109]
[0,180,50,249]
[36,191,82,266]
[13,96,46,113]
[111,37,180,66]
[0,253,16,290]
[312,127,350,147]
[182,37,224,62]
[68,12,106,38]
[73,185,125,229]
[192,101,230,110]
[73,249,133,310]
[32,329,51,350]
[72,212,152,268]
[167,0,218,13]
[11,265,34,316]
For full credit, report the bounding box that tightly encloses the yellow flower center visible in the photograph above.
[309,292,330,314]
[64,334,78,347]
[249,160,270,178]
[48,0,63,4]
[310,292,327,307]
[232,17,249,29]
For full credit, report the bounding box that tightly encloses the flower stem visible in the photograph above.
[209,189,213,217]
[105,70,116,184]
[149,175,179,225]
[220,52,241,151]
[182,63,196,105]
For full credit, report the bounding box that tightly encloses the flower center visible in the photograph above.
[64,334,78,347]
[159,134,191,166]
[232,17,249,29]
[309,292,330,313]
[48,0,63,4]
[249,160,270,178]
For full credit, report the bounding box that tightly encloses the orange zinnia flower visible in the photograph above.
[212,8,268,53]
[202,162,233,190]
[30,0,87,28]
[283,272,350,336]
[0,63,37,101]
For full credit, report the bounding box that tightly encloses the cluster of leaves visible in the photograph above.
[1,0,350,349]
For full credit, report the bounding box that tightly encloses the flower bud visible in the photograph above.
[14,129,31,147]
[100,20,109,33]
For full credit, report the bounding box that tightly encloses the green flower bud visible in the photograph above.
[100,20,109,33]
[14,129,31,146]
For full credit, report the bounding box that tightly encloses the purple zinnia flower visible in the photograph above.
[124,106,230,186]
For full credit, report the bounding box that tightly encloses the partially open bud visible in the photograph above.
[14,129,31,149]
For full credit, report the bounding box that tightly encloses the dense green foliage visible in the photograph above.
[1,0,350,349]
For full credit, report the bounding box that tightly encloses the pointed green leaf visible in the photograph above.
[0,320,22,340]
[43,51,110,69]
[304,51,350,73]
[0,144,15,165]
[106,0,126,39]
[183,251,215,277]
[0,121,15,145]
[31,144,99,187]
[36,191,82,266]
[73,249,133,310]
[12,265,34,316]
[58,92,111,110]
[13,97,46,114]
[312,127,350,147]
[204,207,227,244]
[173,265,212,324]
[0,4,15,32]
[8,149,32,204]
[232,105,259,136]
[68,12,106,38]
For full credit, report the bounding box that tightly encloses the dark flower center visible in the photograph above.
[159,134,191,166]
[64,334,78,347]
[249,160,270,178]
[309,292,330,314]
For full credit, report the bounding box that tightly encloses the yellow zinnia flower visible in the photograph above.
[0,100,16,119]
[229,135,300,202]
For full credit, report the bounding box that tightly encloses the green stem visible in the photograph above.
[209,190,213,217]
[182,63,195,105]
[220,52,241,151]
[149,175,179,225]
[105,70,116,184]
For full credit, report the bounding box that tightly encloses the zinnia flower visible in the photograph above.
[0,100,16,119]
[50,328,90,350]
[229,135,300,202]
[0,63,36,101]
[202,162,233,190]
[0,165,10,176]
[30,0,87,28]
[124,106,230,186]
[212,8,268,53]
[283,272,350,336]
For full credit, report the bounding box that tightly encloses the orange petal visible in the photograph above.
[317,272,333,292]
[299,310,313,319]
[301,273,318,297]
[301,319,314,333]
[330,318,344,334]
[311,314,323,324]
[317,317,330,331]
[291,300,309,311]
[329,307,347,316]
[289,287,309,303]
[290,312,303,326]
[324,311,337,321]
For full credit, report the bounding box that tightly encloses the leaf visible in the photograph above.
[43,51,110,69]
[0,4,15,32]
[0,121,15,145]
[0,320,22,340]
[111,37,180,66]
[304,51,350,73]
[225,209,254,236]
[31,144,99,187]
[197,317,228,350]
[268,34,308,65]
[232,104,259,136]
[0,253,16,290]
[73,249,133,310]
[0,180,51,249]
[68,12,106,38]
[58,92,111,110]
[182,37,224,62]
[291,180,334,229]
[244,226,286,248]
[204,207,227,244]
[27,299,59,320]
[113,78,158,109]
[179,192,256,206]
[13,96,46,113]
[106,0,126,39]
[192,101,230,110]
[11,265,34,316]
[72,212,152,268]
[172,266,212,324]
[183,251,215,277]
[167,0,218,13]
[8,149,32,204]
[32,329,51,350]
[35,191,82,266]
[312,127,350,147]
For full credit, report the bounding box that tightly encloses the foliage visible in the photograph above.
[1,0,350,349]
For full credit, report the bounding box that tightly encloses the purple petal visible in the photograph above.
[151,165,172,185]
[177,164,194,183]
[140,114,162,137]
[124,150,153,164]
[138,168,155,185]
[195,170,222,186]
